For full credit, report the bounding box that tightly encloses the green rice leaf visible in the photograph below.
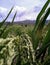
[0,7,13,28]
[34,0,49,30]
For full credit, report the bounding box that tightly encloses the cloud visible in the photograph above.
[14,7,39,21]
[0,7,7,13]
[33,6,42,12]
[20,13,38,21]
[0,7,8,21]
[0,5,44,21]
[0,5,50,21]
[17,6,40,21]
[0,7,8,18]
[13,5,40,21]
[8,6,27,17]
[12,6,27,13]
[6,6,27,21]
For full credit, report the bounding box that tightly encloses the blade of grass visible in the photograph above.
[0,7,14,28]
[11,11,17,24]
[34,0,49,30]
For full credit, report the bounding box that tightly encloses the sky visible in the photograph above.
[0,0,50,21]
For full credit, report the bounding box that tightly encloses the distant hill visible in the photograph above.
[3,20,50,25]
[5,20,35,25]
[14,20,35,24]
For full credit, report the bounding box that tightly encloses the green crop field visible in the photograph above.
[0,0,50,65]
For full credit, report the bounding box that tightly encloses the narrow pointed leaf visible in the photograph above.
[11,11,17,24]
[34,0,49,30]
[0,7,13,28]
[36,7,50,31]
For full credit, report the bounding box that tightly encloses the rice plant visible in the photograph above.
[0,0,50,65]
